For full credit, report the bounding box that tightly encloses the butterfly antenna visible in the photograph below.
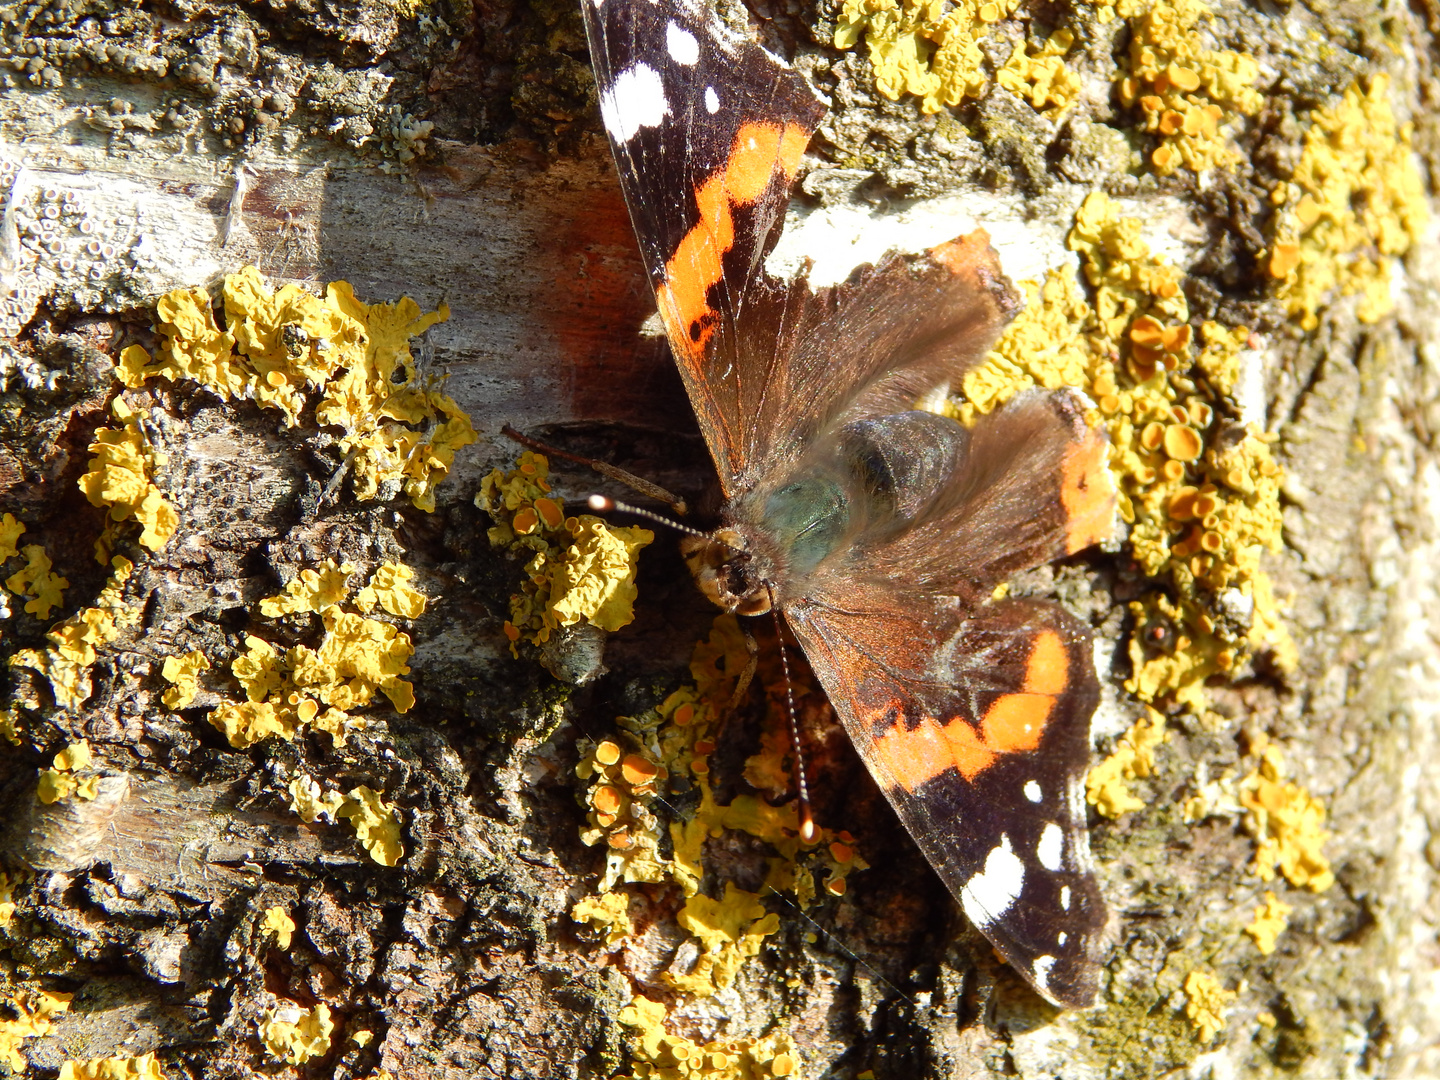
[503,423,688,515]
[586,495,712,541]
[767,582,816,843]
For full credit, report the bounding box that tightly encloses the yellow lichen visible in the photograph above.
[1086,708,1167,818]
[1240,741,1333,892]
[1244,890,1291,955]
[10,557,138,711]
[959,192,1292,714]
[261,906,296,950]
[79,399,178,557]
[571,890,634,948]
[160,649,210,709]
[1112,0,1262,174]
[337,786,404,866]
[670,883,782,996]
[1182,970,1234,1042]
[259,559,356,616]
[616,995,800,1080]
[207,562,420,748]
[478,453,653,650]
[57,1054,166,1080]
[1269,74,1429,330]
[37,739,101,804]
[0,871,17,927]
[287,773,347,824]
[0,989,72,1071]
[833,0,1020,114]
[260,1002,334,1065]
[0,512,24,561]
[5,544,68,619]
[995,29,1081,119]
[354,561,427,618]
[121,267,475,512]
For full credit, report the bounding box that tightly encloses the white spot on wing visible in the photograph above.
[599,64,670,143]
[961,835,1024,930]
[704,86,720,114]
[1037,822,1064,871]
[666,22,700,65]
[1057,931,1068,946]
[1032,954,1056,994]
[1024,779,1042,803]
[1060,885,1071,910]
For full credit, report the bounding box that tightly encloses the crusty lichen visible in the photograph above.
[1269,74,1430,330]
[478,452,653,653]
[1086,707,1167,818]
[960,192,1293,714]
[616,995,800,1080]
[260,1002,334,1065]
[119,265,475,512]
[203,560,419,748]
[10,556,139,711]
[57,1053,166,1080]
[1111,0,1262,175]
[832,0,1019,114]
[1244,890,1291,955]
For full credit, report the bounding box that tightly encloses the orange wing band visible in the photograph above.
[656,121,810,368]
[871,629,1071,792]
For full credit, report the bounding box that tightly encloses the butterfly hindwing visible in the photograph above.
[786,594,1108,1008]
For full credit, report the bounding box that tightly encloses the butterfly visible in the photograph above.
[580,0,1115,1008]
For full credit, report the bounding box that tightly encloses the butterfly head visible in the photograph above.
[680,527,775,616]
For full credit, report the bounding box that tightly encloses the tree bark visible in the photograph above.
[1,0,1438,1078]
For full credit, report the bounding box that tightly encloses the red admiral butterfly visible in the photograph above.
[580,0,1115,1008]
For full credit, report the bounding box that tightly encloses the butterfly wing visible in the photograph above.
[786,589,1109,1009]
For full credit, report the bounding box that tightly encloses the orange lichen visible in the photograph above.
[1112,0,1262,175]
[996,30,1081,119]
[260,1002,334,1065]
[160,649,210,709]
[336,785,405,866]
[57,1054,166,1080]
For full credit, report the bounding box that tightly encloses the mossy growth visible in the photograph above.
[117,265,474,512]
[1268,74,1430,331]
[957,191,1294,717]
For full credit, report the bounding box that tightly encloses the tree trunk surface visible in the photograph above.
[1,0,1437,1078]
